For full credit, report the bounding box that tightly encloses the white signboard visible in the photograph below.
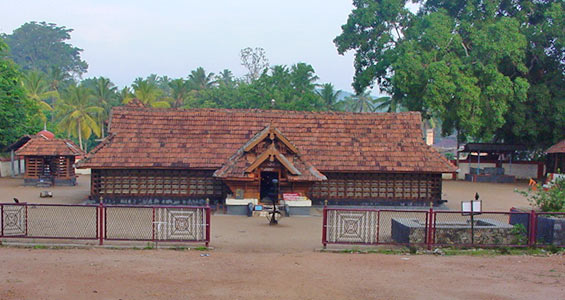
[461,200,482,215]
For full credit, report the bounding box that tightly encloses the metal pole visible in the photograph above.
[322,200,328,248]
[470,200,474,245]
[529,210,537,247]
[152,207,155,243]
[99,201,104,246]
[205,199,210,247]
[1,204,3,237]
[427,208,433,250]
[376,210,380,243]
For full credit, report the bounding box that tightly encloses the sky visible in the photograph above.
[1,0,373,94]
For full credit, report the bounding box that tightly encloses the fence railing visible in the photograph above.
[322,206,564,249]
[1,203,211,246]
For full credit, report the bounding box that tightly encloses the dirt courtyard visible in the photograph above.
[2,176,559,300]
[0,247,563,300]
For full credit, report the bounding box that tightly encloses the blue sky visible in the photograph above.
[1,0,375,94]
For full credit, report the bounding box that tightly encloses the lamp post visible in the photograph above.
[269,178,280,225]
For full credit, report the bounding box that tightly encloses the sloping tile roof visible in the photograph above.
[213,125,327,181]
[16,138,84,156]
[77,107,456,173]
[547,140,565,154]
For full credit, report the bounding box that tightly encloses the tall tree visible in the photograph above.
[56,84,102,151]
[316,83,342,111]
[240,47,269,83]
[373,96,403,113]
[130,78,170,108]
[188,67,215,90]
[117,87,134,105]
[21,70,58,128]
[168,78,191,108]
[343,90,375,113]
[334,0,564,148]
[0,39,39,148]
[83,77,117,138]
[3,22,88,77]
[216,69,236,88]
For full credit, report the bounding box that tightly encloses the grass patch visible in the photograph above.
[33,245,48,249]
[193,246,209,251]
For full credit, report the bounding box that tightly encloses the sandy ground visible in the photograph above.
[0,247,563,300]
[0,175,90,204]
[442,180,531,211]
[0,177,561,299]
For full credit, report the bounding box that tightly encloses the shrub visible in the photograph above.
[517,177,565,212]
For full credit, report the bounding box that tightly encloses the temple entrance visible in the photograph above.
[260,171,279,204]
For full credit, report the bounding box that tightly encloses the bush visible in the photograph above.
[517,177,565,212]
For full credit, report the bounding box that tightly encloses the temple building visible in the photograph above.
[77,100,455,208]
[7,130,84,186]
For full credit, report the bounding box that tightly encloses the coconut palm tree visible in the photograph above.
[188,67,216,90]
[57,85,103,151]
[373,96,406,112]
[21,70,59,127]
[168,78,191,108]
[117,86,134,104]
[89,77,117,138]
[316,83,342,111]
[129,78,170,108]
[216,69,235,88]
[344,90,374,113]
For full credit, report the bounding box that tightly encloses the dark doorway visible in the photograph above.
[260,171,279,204]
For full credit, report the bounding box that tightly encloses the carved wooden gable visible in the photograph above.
[213,125,326,182]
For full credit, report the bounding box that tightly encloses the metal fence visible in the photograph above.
[1,203,210,246]
[323,206,564,248]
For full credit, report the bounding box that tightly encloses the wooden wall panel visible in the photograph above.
[91,169,227,198]
[308,172,442,203]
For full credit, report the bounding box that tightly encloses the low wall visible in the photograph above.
[0,159,25,177]
[392,218,515,245]
[453,160,544,180]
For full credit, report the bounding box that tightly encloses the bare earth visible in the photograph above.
[2,177,560,300]
[0,248,563,300]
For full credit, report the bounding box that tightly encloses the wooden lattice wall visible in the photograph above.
[91,169,228,198]
[308,172,442,203]
[24,156,75,179]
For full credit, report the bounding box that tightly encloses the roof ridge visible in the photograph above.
[113,105,421,116]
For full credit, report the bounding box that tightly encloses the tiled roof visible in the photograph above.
[77,107,456,173]
[16,138,84,156]
[547,140,565,154]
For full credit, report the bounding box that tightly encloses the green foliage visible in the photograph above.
[517,177,565,212]
[56,84,103,151]
[2,21,88,77]
[511,224,528,245]
[0,39,40,148]
[335,0,564,147]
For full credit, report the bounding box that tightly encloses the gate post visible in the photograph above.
[528,210,537,247]
[427,208,434,250]
[205,199,210,247]
[99,197,104,246]
[322,200,328,249]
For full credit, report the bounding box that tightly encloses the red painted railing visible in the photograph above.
[0,202,211,247]
[322,205,564,248]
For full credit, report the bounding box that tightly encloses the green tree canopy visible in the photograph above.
[0,39,39,148]
[335,0,564,148]
[3,21,88,77]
